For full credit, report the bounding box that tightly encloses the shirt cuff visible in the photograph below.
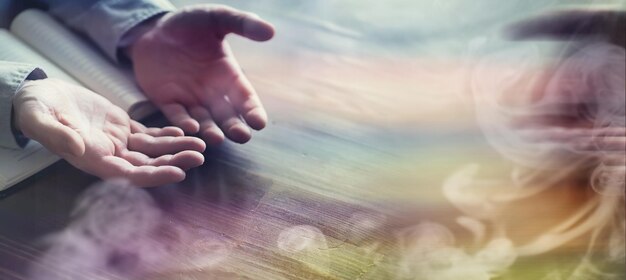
[50,0,175,62]
[0,62,47,149]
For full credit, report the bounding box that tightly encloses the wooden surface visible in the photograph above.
[1,0,624,279]
[0,97,617,279]
[0,100,485,279]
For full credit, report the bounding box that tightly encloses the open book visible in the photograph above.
[0,9,156,191]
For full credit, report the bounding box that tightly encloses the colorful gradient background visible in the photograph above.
[0,0,624,279]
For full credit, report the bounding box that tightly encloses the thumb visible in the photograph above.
[211,6,275,41]
[20,110,86,157]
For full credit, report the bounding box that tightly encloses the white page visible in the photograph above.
[0,30,63,190]
[10,9,156,120]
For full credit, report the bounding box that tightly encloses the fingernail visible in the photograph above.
[201,129,225,146]
[244,18,275,41]
[245,109,267,130]
[228,124,251,144]
[182,120,200,134]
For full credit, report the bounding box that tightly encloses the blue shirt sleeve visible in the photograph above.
[0,0,175,149]
[42,0,175,61]
[0,62,47,149]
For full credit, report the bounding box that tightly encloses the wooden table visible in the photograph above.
[0,96,483,278]
[1,1,624,278]
[0,92,616,279]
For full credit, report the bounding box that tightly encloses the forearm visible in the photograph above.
[0,61,47,149]
[38,0,174,61]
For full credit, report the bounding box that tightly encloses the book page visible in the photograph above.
[10,9,156,120]
[0,30,61,191]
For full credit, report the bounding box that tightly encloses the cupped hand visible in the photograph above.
[126,5,275,145]
[13,79,206,187]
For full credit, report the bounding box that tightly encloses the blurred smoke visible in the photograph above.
[276,225,330,274]
[471,41,625,168]
[395,222,516,280]
[463,21,625,278]
[276,225,328,253]
[27,179,230,280]
[28,180,169,280]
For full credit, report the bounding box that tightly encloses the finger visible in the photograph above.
[130,120,147,133]
[203,93,251,144]
[158,126,185,137]
[20,111,85,157]
[127,133,206,157]
[189,106,225,145]
[99,156,186,187]
[212,5,275,41]
[508,10,626,47]
[120,149,204,170]
[227,74,268,130]
[131,120,185,137]
[144,126,186,137]
[160,103,200,134]
[149,151,205,170]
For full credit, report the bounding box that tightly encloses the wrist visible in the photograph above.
[12,80,37,133]
[121,13,167,62]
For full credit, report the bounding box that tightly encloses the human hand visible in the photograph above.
[125,5,275,145]
[12,79,206,187]
[507,9,625,164]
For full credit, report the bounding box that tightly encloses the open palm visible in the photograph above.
[128,5,275,145]
[13,79,205,186]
